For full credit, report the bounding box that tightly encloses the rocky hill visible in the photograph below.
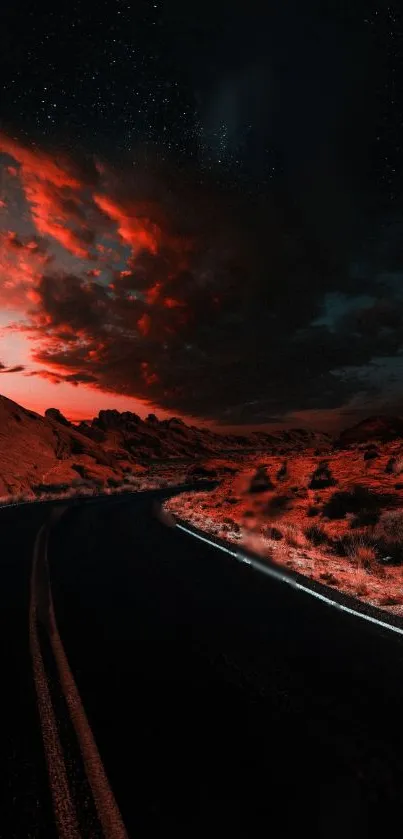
[337,416,403,446]
[0,393,333,498]
[0,395,126,497]
[77,409,333,460]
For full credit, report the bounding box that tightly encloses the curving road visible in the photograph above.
[2,490,403,837]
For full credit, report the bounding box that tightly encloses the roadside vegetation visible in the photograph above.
[164,447,403,615]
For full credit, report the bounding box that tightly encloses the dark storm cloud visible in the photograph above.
[0,364,25,373]
[4,125,403,425]
[26,368,98,386]
[17,166,396,425]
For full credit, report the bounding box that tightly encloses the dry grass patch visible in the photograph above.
[279,523,308,549]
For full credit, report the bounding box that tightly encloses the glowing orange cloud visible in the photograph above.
[0,231,49,309]
[0,135,80,188]
[0,134,92,258]
[0,135,204,423]
[22,178,90,258]
[93,193,160,255]
[137,313,151,336]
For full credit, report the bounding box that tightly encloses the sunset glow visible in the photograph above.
[0,133,197,421]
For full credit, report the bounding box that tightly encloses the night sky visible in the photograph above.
[0,0,403,430]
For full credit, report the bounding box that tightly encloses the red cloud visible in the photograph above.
[22,178,91,259]
[93,193,160,255]
[0,231,50,308]
[0,136,275,424]
[137,313,151,336]
[0,135,81,189]
[0,134,94,259]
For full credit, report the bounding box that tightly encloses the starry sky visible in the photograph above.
[0,0,403,431]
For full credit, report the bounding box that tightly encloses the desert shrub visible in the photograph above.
[364,447,379,461]
[291,487,308,499]
[349,541,378,571]
[308,462,337,490]
[248,466,274,493]
[264,525,283,541]
[350,508,380,528]
[393,457,403,475]
[322,485,388,520]
[223,518,240,533]
[276,462,287,481]
[332,535,351,556]
[385,457,396,474]
[305,524,330,546]
[265,493,292,516]
[374,510,403,563]
[333,534,381,573]
[281,524,307,548]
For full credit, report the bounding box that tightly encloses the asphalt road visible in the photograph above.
[48,495,403,838]
[0,502,58,839]
[3,492,403,837]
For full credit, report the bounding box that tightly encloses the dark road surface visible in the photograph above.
[3,493,403,837]
[0,502,58,839]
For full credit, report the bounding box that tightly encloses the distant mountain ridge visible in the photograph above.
[0,394,332,497]
[337,415,403,445]
[76,408,333,458]
[5,392,403,498]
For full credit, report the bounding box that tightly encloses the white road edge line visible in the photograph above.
[175,522,403,638]
[44,512,129,839]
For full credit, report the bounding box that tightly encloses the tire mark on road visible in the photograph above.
[30,521,81,839]
[33,505,128,839]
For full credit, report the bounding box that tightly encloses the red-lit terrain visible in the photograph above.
[2,390,403,615]
[0,392,330,498]
[165,437,403,615]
